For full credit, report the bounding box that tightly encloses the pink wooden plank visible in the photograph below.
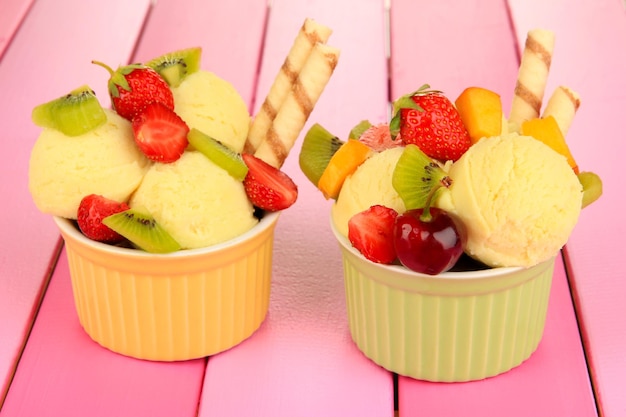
[1,249,206,417]
[132,0,269,111]
[507,1,626,416]
[390,0,597,415]
[199,0,395,416]
[0,0,152,406]
[0,0,34,58]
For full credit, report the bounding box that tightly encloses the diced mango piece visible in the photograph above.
[318,139,372,199]
[455,87,503,144]
[521,116,578,173]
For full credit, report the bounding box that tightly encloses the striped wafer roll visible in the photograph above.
[509,29,555,125]
[254,43,340,168]
[542,85,581,137]
[244,18,332,154]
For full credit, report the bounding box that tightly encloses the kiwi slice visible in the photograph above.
[299,123,345,186]
[145,47,202,87]
[31,85,107,136]
[392,144,451,210]
[349,120,372,140]
[102,208,181,253]
[578,171,603,208]
[187,128,248,181]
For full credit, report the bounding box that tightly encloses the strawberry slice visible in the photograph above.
[131,102,189,163]
[77,194,130,243]
[242,153,298,211]
[348,205,398,264]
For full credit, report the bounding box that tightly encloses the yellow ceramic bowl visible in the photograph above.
[54,212,279,361]
[331,217,555,382]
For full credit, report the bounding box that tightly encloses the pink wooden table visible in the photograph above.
[1,0,624,416]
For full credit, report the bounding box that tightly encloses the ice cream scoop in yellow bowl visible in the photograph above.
[54,211,279,361]
[331,216,555,382]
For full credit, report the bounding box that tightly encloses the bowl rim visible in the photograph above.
[328,214,543,281]
[54,211,281,259]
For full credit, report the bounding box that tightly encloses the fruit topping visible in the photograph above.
[394,207,466,275]
[521,115,578,173]
[358,123,404,152]
[102,208,181,253]
[317,139,372,199]
[145,47,202,88]
[131,102,190,163]
[299,123,344,186]
[392,144,451,211]
[348,120,372,139]
[454,86,503,144]
[31,85,107,136]
[242,153,298,211]
[77,194,130,243]
[92,61,175,120]
[578,171,603,208]
[348,205,398,264]
[390,84,471,162]
[187,128,248,181]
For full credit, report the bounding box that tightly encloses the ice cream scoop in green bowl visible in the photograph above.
[321,134,587,381]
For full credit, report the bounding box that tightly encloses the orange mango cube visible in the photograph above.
[521,116,578,173]
[318,139,372,199]
[455,87,503,144]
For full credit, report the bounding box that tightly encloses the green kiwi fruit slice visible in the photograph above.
[392,144,451,210]
[578,171,603,208]
[31,85,107,136]
[145,47,202,87]
[102,208,181,253]
[187,128,248,181]
[299,123,345,186]
[348,120,372,139]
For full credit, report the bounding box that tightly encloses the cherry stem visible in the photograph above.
[418,175,451,223]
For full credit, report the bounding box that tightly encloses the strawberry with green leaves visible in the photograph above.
[92,61,174,120]
[390,84,471,162]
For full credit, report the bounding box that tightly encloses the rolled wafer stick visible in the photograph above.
[244,18,333,154]
[254,42,340,168]
[509,29,555,125]
[542,85,581,137]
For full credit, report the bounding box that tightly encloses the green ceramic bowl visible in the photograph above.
[331,217,555,382]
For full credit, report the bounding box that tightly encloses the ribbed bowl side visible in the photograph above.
[58,214,278,362]
[341,249,554,382]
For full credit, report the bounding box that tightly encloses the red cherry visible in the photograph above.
[393,207,466,275]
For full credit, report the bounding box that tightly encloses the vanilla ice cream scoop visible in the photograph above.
[172,70,250,153]
[332,147,406,237]
[129,151,258,249]
[29,109,150,219]
[436,134,582,267]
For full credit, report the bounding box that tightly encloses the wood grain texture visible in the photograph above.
[198,1,395,416]
[508,1,626,416]
[0,0,151,406]
[1,250,206,417]
[0,0,34,58]
[391,0,597,415]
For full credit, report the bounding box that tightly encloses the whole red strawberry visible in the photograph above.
[92,61,174,120]
[242,153,298,211]
[77,194,130,243]
[390,84,471,162]
[132,102,189,163]
[348,205,398,264]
